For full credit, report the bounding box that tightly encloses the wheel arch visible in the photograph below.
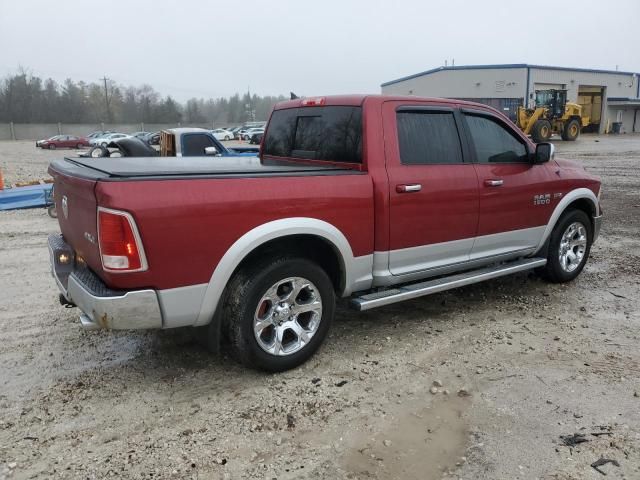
[535,188,598,253]
[194,218,373,326]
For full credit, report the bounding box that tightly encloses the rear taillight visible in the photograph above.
[97,207,147,272]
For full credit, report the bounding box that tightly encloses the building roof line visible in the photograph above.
[381,64,640,87]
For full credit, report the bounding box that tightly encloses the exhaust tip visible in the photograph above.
[59,294,76,308]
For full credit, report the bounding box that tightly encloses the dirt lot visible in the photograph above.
[1,136,639,479]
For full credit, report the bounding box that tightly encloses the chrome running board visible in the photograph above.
[351,257,547,311]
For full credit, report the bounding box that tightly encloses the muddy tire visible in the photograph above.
[531,119,552,143]
[539,209,592,283]
[225,256,335,372]
[561,119,580,141]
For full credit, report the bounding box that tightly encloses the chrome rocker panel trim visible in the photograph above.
[352,257,547,311]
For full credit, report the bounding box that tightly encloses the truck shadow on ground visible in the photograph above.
[90,271,553,378]
[28,269,580,427]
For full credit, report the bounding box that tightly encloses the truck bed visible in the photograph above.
[47,155,374,292]
[50,156,359,181]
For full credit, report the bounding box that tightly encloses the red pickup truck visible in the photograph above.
[48,95,602,371]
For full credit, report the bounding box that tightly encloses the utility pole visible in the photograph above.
[245,86,256,122]
[101,76,112,123]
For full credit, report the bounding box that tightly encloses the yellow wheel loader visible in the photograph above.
[516,89,590,143]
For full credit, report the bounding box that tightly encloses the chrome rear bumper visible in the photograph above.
[48,234,162,330]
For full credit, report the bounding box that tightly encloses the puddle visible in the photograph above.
[342,395,469,479]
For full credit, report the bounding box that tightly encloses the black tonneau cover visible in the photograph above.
[49,156,358,181]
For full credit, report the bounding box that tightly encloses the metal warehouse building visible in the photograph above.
[381,64,640,134]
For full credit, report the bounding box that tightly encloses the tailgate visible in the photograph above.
[48,160,102,275]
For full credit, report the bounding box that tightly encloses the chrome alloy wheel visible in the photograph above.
[559,222,587,273]
[253,277,323,356]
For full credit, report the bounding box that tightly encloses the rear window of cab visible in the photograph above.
[263,106,362,163]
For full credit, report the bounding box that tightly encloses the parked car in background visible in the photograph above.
[228,127,242,139]
[81,128,259,159]
[131,131,152,140]
[158,128,259,156]
[211,128,234,141]
[86,131,112,139]
[234,128,249,140]
[142,131,161,146]
[249,132,263,144]
[89,133,129,147]
[36,135,90,149]
[243,127,264,140]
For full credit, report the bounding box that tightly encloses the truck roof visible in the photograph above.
[273,94,492,111]
[164,127,210,134]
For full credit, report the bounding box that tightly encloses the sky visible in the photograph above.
[1,0,639,101]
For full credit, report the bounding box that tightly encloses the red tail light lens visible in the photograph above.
[97,208,147,272]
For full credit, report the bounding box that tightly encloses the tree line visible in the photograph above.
[0,71,287,125]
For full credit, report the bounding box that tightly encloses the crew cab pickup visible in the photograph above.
[48,95,602,371]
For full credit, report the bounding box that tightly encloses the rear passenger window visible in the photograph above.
[263,106,362,163]
[396,111,463,165]
[464,114,528,163]
[182,134,216,156]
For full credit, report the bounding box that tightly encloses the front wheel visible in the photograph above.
[531,119,552,143]
[226,257,335,372]
[561,119,580,141]
[539,209,592,283]
[48,144,56,150]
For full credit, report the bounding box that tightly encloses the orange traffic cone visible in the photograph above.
[0,168,4,190]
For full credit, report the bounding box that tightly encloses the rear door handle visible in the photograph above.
[484,179,504,187]
[396,184,422,193]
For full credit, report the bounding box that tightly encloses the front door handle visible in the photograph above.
[396,184,422,193]
[484,179,504,187]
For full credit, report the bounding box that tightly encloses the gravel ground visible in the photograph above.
[0,135,639,479]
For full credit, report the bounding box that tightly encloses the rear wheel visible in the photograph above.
[539,209,592,283]
[561,119,580,141]
[76,143,83,149]
[225,256,335,372]
[224,135,230,141]
[531,119,552,143]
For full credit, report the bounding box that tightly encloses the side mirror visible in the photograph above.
[534,142,554,164]
[204,146,218,156]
